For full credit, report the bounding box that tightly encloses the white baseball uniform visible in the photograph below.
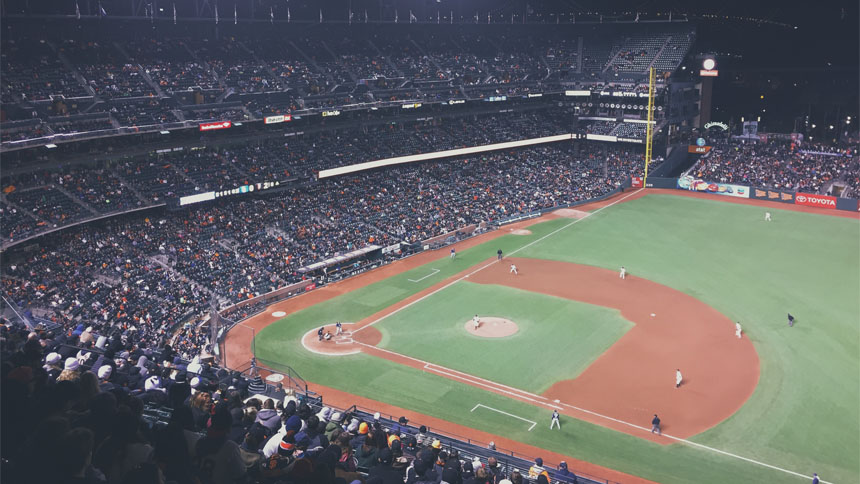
[473,315,480,329]
[765,212,771,221]
[675,370,683,388]
[510,264,518,275]
[550,410,560,429]
[735,322,742,339]
[620,267,626,279]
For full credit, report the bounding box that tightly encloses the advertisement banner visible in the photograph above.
[381,243,401,255]
[264,115,291,124]
[795,192,836,210]
[304,283,317,292]
[630,176,643,188]
[678,176,749,198]
[687,145,712,154]
[750,187,795,203]
[199,121,232,131]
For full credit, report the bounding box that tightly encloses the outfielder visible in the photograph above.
[619,266,627,279]
[550,409,560,429]
[675,369,683,388]
[735,322,742,339]
[473,315,480,330]
[510,263,518,275]
[765,211,772,222]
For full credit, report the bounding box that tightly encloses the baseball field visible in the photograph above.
[227,190,860,484]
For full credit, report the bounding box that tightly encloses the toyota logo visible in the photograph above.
[796,195,806,202]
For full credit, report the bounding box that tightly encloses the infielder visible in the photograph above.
[735,322,742,339]
[765,211,772,221]
[510,263,518,275]
[619,266,627,279]
[473,315,480,330]
[450,248,456,260]
[651,414,661,435]
[675,369,683,388]
[550,409,560,429]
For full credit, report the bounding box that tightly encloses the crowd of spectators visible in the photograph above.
[2,140,645,357]
[1,26,693,141]
[0,316,583,484]
[690,140,860,194]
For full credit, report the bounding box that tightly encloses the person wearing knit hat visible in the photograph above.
[431,439,442,450]
[323,421,340,442]
[97,365,113,380]
[190,377,201,394]
[57,357,81,382]
[346,418,360,433]
[45,352,62,367]
[358,422,369,435]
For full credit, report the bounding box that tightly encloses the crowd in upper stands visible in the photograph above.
[1,25,692,143]
[0,315,583,484]
[690,140,859,194]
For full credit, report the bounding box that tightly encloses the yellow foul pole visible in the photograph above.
[643,67,655,187]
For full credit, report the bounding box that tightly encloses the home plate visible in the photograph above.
[272,311,287,317]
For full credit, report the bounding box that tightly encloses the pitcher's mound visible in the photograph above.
[510,229,532,235]
[465,317,519,338]
[554,208,590,219]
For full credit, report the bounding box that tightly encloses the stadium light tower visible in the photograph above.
[698,55,718,127]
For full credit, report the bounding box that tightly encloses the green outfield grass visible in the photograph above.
[374,282,633,393]
[253,193,860,483]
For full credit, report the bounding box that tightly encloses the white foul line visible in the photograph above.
[408,268,441,283]
[355,339,833,483]
[352,188,644,336]
[472,403,537,431]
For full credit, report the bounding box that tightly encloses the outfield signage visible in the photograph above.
[795,192,836,209]
[700,69,719,77]
[199,121,232,131]
[564,90,591,96]
[322,110,341,117]
[688,145,712,154]
[678,176,749,198]
[751,187,795,203]
[630,176,643,188]
[617,137,643,144]
[264,115,292,124]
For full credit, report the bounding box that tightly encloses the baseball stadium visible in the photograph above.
[1,1,858,484]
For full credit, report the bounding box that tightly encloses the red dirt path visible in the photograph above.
[469,259,759,440]
[224,189,854,482]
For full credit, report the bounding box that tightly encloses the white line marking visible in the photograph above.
[471,403,537,431]
[357,340,834,483]
[353,188,644,336]
[408,268,441,282]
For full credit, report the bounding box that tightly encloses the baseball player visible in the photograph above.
[473,315,480,330]
[788,313,795,327]
[497,249,503,261]
[735,322,742,339]
[675,369,683,388]
[450,248,456,260]
[317,327,324,341]
[550,409,560,429]
[765,211,772,221]
[510,263,518,275]
[619,266,627,279]
[651,414,661,435]
[336,321,343,335]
